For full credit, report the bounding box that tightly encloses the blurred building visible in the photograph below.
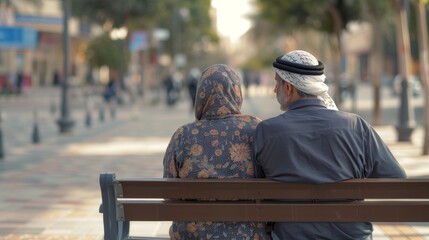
[0,0,99,91]
[342,21,373,82]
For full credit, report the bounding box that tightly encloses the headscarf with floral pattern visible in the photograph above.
[195,64,243,120]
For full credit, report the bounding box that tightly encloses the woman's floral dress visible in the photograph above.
[163,64,269,240]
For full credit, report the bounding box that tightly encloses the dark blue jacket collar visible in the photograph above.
[288,98,326,110]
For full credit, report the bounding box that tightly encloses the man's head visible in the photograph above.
[274,72,292,111]
[274,72,317,111]
[272,50,337,111]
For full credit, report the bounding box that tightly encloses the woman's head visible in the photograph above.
[195,64,243,120]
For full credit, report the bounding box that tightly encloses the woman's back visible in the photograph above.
[163,64,269,240]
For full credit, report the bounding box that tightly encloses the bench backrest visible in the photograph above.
[99,172,429,240]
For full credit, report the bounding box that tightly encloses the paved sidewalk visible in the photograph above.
[0,87,428,239]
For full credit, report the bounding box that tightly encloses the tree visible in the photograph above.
[86,33,127,70]
[360,1,394,125]
[256,0,362,107]
[241,13,285,70]
[71,0,165,29]
[173,0,219,67]
[71,0,217,65]
[72,0,217,92]
[390,0,417,143]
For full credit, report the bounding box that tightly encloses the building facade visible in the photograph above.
[0,0,97,92]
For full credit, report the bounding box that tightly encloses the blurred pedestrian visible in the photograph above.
[15,71,23,94]
[242,68,250,97]
[253,50,407,240]
[52,70,60,86]
[163,73,174,106]
[102,78,117,103]
[163,64,269,240]
[163,71,182,107]
[186,67,201,110]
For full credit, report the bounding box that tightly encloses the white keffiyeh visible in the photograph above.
[274,50,338,110]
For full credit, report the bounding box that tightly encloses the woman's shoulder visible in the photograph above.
[235,114,262,124]
[171,122,192,136]
[172,121,205,136]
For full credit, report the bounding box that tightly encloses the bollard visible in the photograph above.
[396,77,416,142]
[84,96,92,128]
[50,100,57,115]
[99,106,105,122]
[109,105,116,120]
[85,110,92,127]
[32,110,41,144]
[0,111,4,159]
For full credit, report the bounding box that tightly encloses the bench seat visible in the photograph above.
[99,172,429,240]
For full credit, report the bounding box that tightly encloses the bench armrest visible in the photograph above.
[100,172,130,240]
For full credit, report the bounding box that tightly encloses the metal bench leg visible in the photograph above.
[100,172,130,240]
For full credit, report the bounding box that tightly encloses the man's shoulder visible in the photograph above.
[257,114,285,129]
[261,114,283,122]
[336,110,369,125]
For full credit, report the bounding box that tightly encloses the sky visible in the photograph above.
[211,0,254,43]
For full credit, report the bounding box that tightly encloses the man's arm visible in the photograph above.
[252,124,266,178]
[364,125,407,178]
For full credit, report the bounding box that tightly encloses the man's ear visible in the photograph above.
[285,82,293,96]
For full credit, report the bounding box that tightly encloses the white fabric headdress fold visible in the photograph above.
[273,50,338,110]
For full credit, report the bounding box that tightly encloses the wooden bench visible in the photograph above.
[99,172,429,240]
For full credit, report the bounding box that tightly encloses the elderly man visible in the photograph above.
[252,50,406,240]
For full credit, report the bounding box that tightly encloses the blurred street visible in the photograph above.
[0,83,428,239]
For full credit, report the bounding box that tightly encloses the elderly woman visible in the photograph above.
[163,64,269,240]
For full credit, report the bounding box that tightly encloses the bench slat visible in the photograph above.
[119,178,429,200]
[101,173,429,240]
[120,200,429,222]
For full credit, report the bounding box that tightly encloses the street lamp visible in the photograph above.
[57,0,74,133]
[394,0,415,142]
[172,6,189,70]
[110,27,128,90]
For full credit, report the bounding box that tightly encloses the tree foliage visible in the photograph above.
[71,1,216,45]
[256,0,361,35]
[86,33,129,69]
[256,0,363,105]
[72,0,217,69]
[71,0,164,29]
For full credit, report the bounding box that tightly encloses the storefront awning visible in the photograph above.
[0,26,38,49]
